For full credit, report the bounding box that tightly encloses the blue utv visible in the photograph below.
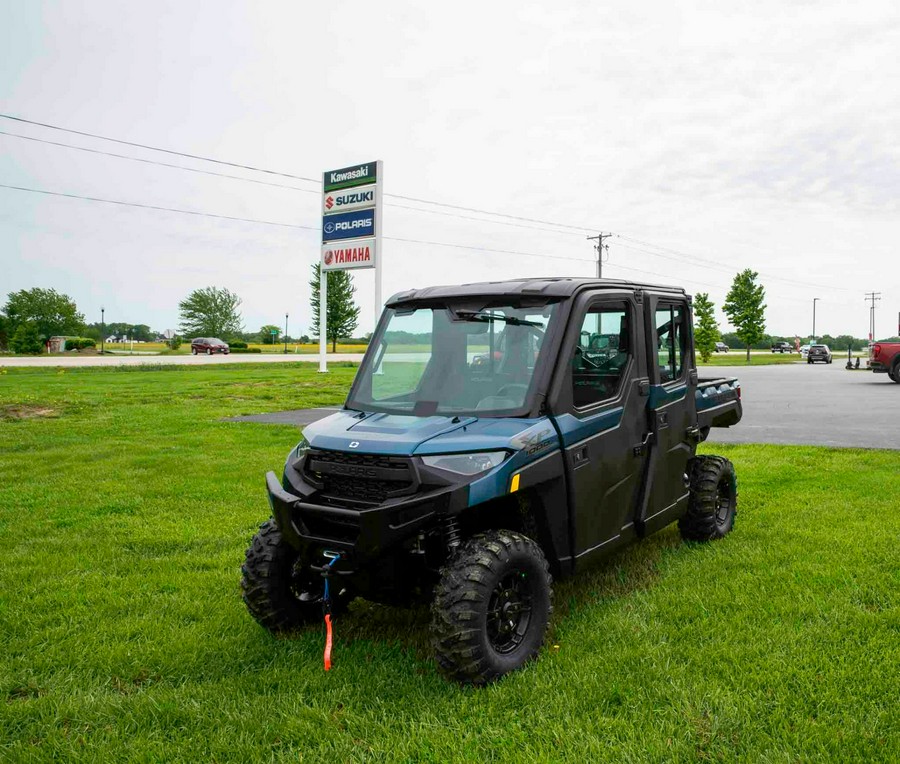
[242,277,743,685]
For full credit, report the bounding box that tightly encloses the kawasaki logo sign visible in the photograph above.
[322,186,375,215]
[323,162,377,192]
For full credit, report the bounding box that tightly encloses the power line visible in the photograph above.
[0,183,317,230]
[0,113,321,183]
[0,127,590,237]
[0,182,596,265]
[0,113,599,233]
[383,235,595,264]
[615,237,857,295]
[0,129,320,194]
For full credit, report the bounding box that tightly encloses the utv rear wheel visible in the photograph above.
[679,456,737,541]
[431,530,552,686]
[242,519,338,632]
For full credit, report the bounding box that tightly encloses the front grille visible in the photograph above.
[303,449,416,506]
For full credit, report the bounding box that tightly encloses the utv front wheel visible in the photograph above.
[431,530,552,686]
[679,455,737,541]
[242,519,333,632]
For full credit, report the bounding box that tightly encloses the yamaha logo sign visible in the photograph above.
[321,238,376,271]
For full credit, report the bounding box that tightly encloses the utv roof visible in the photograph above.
[386,277,687,306]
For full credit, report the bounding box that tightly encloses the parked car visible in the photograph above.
[771,341,793,353]
[714,341,729,353]
[800,344,810,359]
[868,341,900,382]
[807,344,832,364]
[191,337,230,355]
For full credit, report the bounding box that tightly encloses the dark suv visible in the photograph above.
[807,344,832,364]
[771,341,793,353]
[191,337,230,355]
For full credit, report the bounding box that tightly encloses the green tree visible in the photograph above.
[0,313,9,350]
[308,264,360,352]
[10,322,44,354]
[3,288,84,340]
[259,324,281,344]
[693,292,721,363]
[723,270,767,363]
[178,287,243,339]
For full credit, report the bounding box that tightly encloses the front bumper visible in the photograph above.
[265,470,468,561]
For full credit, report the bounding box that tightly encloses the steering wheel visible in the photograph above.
[496,383,529,399]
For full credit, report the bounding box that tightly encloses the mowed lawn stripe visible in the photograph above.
[0,365,897,762]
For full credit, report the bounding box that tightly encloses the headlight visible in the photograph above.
[421,451,506,475]
[293,436,310,459]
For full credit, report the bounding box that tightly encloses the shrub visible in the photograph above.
[10,323,44,354]
[67,337,96,350]
[166,337,182,351]
[229,341,248,349]
[229,347,262,354]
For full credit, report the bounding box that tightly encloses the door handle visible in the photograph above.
[633,432,654,457]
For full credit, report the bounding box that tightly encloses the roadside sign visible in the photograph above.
[323,162,378,192]
[322,185,376,215]
[322,207,376,243]
[321,238,376,271]
[319,159,383,372]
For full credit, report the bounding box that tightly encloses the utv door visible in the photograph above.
[636,296,698,534]
[549,293,649,568]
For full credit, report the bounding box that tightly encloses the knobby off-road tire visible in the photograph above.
[431,530,552,686]
[679,455,738,542]
[242,519,339,632]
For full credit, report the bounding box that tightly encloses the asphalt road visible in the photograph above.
[704,362,898,450]
[227,362,899,450]
[0,352,366,367]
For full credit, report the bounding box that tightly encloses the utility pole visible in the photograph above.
[284,312,289,354]
[865,292,881,342]
[586,232,612,278]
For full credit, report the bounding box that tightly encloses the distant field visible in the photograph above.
[0,363,897,761]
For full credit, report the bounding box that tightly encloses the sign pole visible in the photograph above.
[374,160,384,335]
[318,265,327,372]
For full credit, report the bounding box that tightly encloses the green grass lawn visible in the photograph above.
[0,365,897,762]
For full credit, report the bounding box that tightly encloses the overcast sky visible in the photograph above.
[1,1,898,339]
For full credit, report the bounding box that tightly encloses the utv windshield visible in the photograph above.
[349,300,560,417]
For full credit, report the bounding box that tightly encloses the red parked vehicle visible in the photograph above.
[191,337,230,355]
[869,341,900,383]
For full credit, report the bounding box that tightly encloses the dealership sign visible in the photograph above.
[322,208,375,242]
[321,160,381,272]
[321,238,376,270]
[322,186,376,215]
[323,162,378,192]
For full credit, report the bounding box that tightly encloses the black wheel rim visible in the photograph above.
[486,571,533,655]
[715,480,733,527]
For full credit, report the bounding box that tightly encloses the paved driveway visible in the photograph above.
[703,363,897,450]
[227,362,898,450]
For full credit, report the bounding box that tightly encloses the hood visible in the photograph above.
[301,410,552,457]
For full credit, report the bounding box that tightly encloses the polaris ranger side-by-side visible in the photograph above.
[242,278,743,684]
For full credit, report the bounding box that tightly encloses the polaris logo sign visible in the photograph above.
[322,187,375,215]
[322,208,375,242]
